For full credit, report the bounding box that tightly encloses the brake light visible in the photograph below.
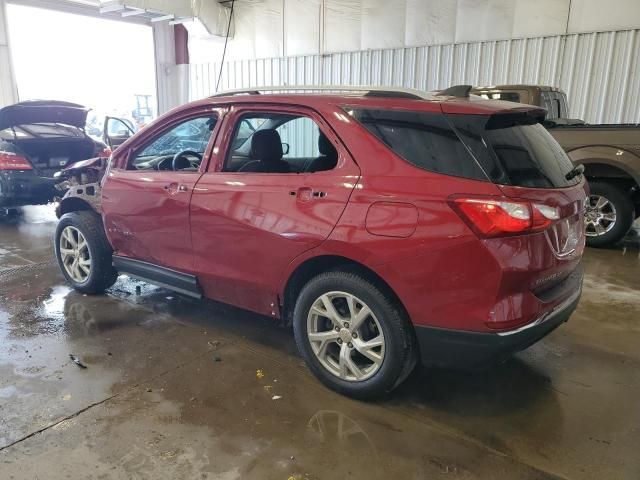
[0,151,32,170]
[450,197,559,237]
[97,146,112,157]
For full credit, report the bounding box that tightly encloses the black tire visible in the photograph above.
[293,270,416,399]
[54,211,117,294]
[586,181,634,248]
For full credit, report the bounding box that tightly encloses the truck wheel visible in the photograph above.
[293,271,416,399]
[54,211,117,294]
[585,181,634,248]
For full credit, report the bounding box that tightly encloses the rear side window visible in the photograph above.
[476,91,521,102]
[348,109,487,181]
[448,113,579,188]
[349,108,579,189]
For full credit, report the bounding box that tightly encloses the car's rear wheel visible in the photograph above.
[585,181,634,247]
[55,211,117,294]
[293,271,416,399]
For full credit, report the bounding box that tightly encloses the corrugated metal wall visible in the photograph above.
[0,0,18,107]
[189,29,640,125]
[0,47,17,106]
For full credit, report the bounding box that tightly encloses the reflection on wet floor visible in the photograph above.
[0,205,59,271]
[0,205,639,479]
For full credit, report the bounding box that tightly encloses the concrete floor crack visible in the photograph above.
[0,347,213,454]
[0,392,119,454]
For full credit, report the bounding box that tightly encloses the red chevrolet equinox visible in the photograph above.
[54,86,586,398]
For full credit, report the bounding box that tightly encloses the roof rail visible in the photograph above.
[210,85,433,100]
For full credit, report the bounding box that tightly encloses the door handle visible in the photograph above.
[289,188,326,201]
[290,187,313,201]
[163,183,188,193]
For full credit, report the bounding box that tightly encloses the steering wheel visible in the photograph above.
[172,150,202,171]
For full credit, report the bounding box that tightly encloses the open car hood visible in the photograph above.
[0,100,90,131]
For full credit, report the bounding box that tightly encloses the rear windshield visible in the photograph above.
[0,123,84,140]
[475,91,522,103]
[448,113,579,188]
[348,108,579,188]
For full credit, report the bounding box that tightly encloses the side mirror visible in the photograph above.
[282,143,290,155]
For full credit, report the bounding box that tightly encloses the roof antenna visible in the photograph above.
[437,85,472,98]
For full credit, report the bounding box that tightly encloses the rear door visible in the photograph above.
[189,104,360,316]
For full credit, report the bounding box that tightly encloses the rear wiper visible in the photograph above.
[565,164,584,181]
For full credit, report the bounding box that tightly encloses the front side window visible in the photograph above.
[224,112,337,173]
[107,118,136,136]
[128,115,217,171]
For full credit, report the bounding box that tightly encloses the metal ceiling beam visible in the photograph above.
[9,0,149,24]
[113,0,229,36]
[169,17,194,26]
[98,1,123,13]
[150,13,173,23]
[120,7,145,17]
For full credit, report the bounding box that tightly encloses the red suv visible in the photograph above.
[54,86,586,398]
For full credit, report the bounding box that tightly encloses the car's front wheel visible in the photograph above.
[55,211,117,294]
[293,271,416,399]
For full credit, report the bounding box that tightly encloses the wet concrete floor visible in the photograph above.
[0,206,639,479]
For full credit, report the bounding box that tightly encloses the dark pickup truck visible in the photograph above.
[472,85,640,247]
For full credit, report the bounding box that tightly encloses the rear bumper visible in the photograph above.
[415,286,581,369]
[0,171,57,208]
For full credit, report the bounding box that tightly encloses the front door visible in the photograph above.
[190,105,360,317]
[104,117,136,150]
[102,110,221,273]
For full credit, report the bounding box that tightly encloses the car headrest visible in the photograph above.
[318,132,336,156]
[250,129,283,163]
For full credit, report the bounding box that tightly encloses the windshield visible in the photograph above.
[137,117,215,158]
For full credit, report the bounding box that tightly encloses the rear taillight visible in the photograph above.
[97,147,112,157]
[0,151,33,170]
[450,196,559,237]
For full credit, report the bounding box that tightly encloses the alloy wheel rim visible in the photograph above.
[307,291,385,382]
[59,226,91,283]
[585,195,617,237]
